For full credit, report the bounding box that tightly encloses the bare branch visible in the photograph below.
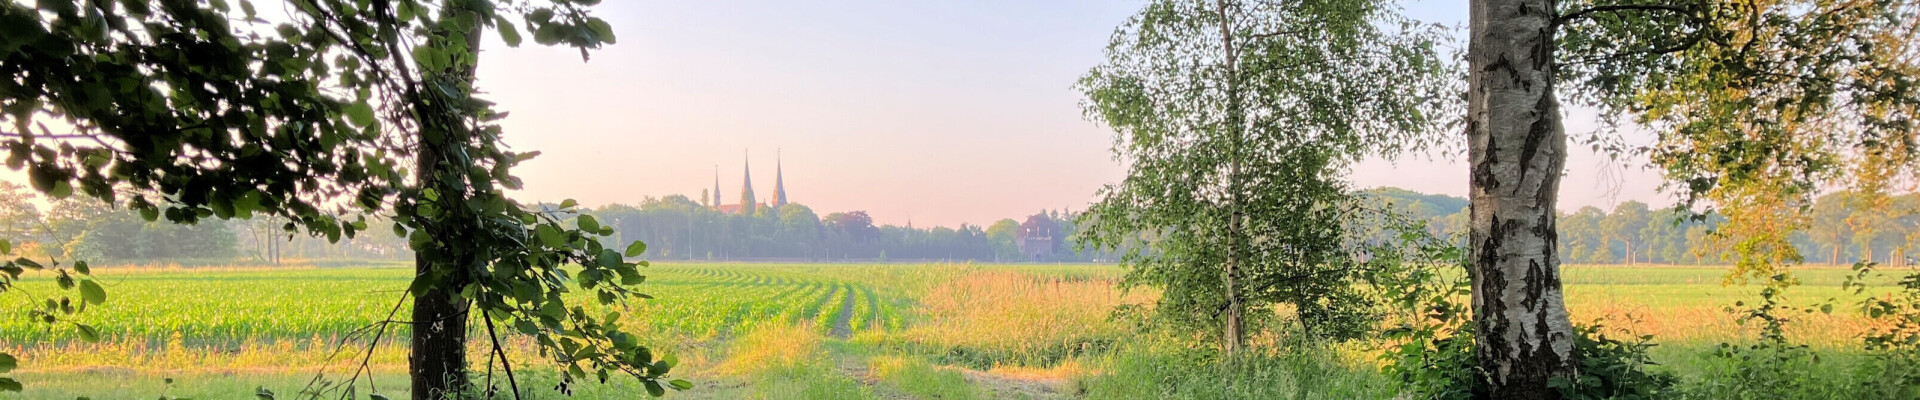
[483,314,524,400]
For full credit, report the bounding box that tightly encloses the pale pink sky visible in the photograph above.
[1,0,1675,227]
[479,0,1672,227]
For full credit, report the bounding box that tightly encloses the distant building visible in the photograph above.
[773,150,788,208]
[1016,213,1057,261]
[713,150,787,215]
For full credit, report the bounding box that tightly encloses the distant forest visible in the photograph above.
[1364,187,1920,266]
[2,182,1913,265]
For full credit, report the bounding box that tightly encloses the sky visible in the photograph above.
[4,0,1676,228]
[475,0,1674,228]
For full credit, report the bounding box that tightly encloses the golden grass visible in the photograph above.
[712,323,824,376]
[1566,300,1877,347]
[984,360,1092,382]
[10,334,409,374]
[896,270,1152,365]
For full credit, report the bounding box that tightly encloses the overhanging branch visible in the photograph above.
[1557,4,1692,24]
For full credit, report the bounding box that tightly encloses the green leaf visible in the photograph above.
[597,249,622,269]
[49,180,72,199]
[74,323,99,342]
[668,379,693,390]
[586,17,616,44]
[255,386,276,399]
[620,268,646,285]
[534,23,564,45]
[643,380,665,397]
[411,46,445,71]
[0,353,16,373]
[78,279,105,305]
[345,102,375,127]
[0,240,9,255]
[370,394,391,400]
[625,240,647,257]
[73,260,88,275]
[0,377,19,392]
[577,214,599,232]
[496,16,522,47]
[535,224,564,248]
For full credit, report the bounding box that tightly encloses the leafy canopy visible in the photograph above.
[1076,0,1457,342]
[0,0,686,394]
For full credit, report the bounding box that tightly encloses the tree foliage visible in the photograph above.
[1560,0,1920,277]
[1077,0,1456,350]
[0,0,684,396]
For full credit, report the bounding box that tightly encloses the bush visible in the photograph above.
[1384,320,1677,399]
[1556,323,1678,399]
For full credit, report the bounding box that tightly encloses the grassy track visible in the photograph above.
[0,262,1903,399]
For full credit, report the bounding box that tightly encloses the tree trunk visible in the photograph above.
[411,251,471,400]
[1468,0,1576,397]
[408,4,486,399]
[408,96,474,399]
[1213,0,1246,356]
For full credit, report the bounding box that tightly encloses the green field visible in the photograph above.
[0,262,1903,399]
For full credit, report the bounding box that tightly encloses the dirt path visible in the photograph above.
[829,287,857,339]
[959,368,1073,400]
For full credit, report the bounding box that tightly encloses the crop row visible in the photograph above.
[0,265,915,346]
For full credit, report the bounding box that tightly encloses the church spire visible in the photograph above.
[739,150,757,215]
[712,165,722,209]
[773,149,788,207]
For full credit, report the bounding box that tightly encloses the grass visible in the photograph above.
[0,261,1908,399]
[869,355,983,400]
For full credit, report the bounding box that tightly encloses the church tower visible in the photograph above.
[712,165,722,210]
[739,151,758,215]
[773,150,788,207]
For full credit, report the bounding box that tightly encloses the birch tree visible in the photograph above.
[1466,0,1919,396]
[1078,0,1454,354]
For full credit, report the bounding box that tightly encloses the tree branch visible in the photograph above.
[483,313,524,400]
[1247,28,1310,40]
[1556,4,1691,24]
[1566,30,1705,65]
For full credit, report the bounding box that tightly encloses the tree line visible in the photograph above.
[8,178,1914,268]
[588,195,1118,262]
[1366,187,1920,266]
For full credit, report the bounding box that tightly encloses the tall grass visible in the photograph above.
[894,270,1150,368]
[1078,340,1398,400]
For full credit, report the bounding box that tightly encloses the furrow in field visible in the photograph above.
[830,285,858,339]
[862,285,883,332]
[796,283,841,326]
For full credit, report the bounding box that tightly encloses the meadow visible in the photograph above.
[0,262,1902,399]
